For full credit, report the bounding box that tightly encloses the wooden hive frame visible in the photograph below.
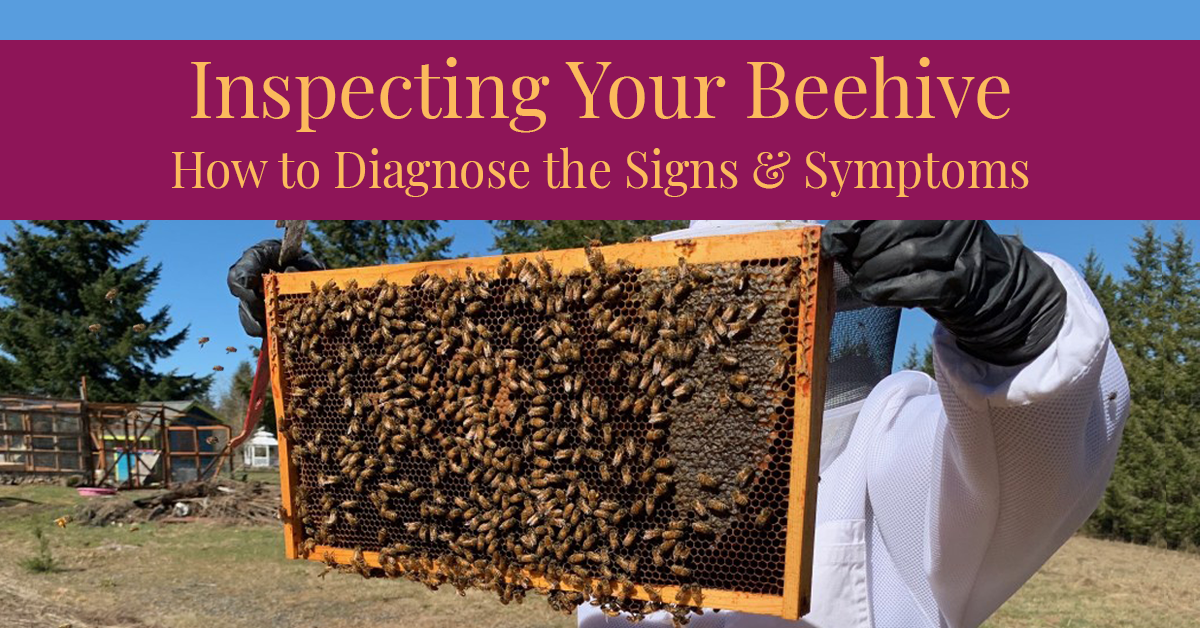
[264,227,832,620]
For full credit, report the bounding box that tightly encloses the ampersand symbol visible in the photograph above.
[754,151,792,189]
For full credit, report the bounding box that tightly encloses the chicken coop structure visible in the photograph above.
[0,395,91,478]
[0,395,234,487]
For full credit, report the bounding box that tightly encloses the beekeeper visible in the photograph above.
[228,220,1130,628]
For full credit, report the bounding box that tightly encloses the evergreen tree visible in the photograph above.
[1080,249,1119,313]
[900,343,935,378]
[0,357,13,389]
[1084,222,1200,550]
[305,220,452,268]
[490,220,688,253]
[0,221,210,402]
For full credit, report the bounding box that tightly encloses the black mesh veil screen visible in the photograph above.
[824,264,901,410]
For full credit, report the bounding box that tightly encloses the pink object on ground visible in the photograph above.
[77,487,117,497]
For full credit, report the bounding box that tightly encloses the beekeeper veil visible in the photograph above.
[652,220,900,472]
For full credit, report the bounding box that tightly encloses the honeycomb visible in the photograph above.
[267,235,824,622]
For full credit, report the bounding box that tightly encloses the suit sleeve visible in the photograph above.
[916,253,1130,627]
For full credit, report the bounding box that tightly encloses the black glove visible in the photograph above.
[228,239,325,337]
[821,220,1066,366]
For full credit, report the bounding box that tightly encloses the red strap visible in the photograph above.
[229,338,270,449]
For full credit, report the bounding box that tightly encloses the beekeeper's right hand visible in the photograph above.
[227,240,325,337]
[821,220,1066,366]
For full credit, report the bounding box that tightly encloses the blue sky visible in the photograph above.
[2,0,1195,39]
[0,220,1195,400]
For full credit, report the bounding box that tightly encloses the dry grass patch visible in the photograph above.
[3,484,1197,628]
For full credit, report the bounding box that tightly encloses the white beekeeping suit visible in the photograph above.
[578,220,1130,628]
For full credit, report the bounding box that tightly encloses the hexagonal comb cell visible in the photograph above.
[265,229,828,623]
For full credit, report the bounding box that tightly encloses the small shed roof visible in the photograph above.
[139,400,224,426]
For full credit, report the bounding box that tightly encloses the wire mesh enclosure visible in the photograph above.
[0,395,233,487]
[264,228,832,621]
[0,396,90,477]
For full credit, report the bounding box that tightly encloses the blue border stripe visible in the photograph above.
[3,0,1198,40]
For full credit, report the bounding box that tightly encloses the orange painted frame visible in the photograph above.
[264,227,832,620]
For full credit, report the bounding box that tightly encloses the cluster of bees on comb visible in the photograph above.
[273,235,819,626]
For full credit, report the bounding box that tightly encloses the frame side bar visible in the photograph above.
[780,234,832,620]
[265,274,304,559]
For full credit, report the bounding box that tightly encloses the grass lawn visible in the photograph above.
[2,484,1196,628]
[237,468,282,485]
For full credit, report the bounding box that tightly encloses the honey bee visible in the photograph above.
[731,490,750,508]
[641,443,654,466]
[697,473,719,491]
[783,257,801,279]
[677,312,696,335]
[736,466,756,487]
[744,299,765,322]
[754,507,774,529]
[728,373,750,389]
[586,242,606,272]
[608,362,622,382]
[602,285,623,303]
[770,355,790,381]
[671,382,694,399]
[670,564,693,578]
[734,392,756,410]
[706,499,730,516]
[638,466,656,484]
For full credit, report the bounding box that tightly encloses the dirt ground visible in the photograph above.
[2,483,1197,628]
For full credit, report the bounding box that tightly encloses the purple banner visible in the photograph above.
[1,41,1195,217]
